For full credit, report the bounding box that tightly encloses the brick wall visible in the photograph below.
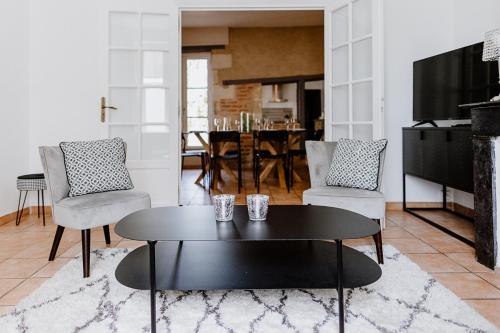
[215,83,261,118]
[214,84,262,168]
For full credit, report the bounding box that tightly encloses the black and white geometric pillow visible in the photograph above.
[325,138,387,191]
[60,137,133,197]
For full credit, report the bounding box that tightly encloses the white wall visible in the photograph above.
[452,0,500,48]
[23,0,102,208]
[28,0,102,173]
[383,0,454,203]
[0,0,30,216]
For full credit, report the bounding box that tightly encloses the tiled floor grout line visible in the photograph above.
[443,253,498,275]
[0,280,24,299]
[472,274,500,292]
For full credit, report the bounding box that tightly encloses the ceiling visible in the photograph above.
[181,10,324,28]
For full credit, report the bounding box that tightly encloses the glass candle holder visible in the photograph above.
[222,117,230,131]
[213,118,222,131]
[247,194,269,221]
[213,194,235,221]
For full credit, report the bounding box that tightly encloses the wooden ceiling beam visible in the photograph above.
[222,74,324,86]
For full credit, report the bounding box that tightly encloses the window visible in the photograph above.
[183,54,211,147]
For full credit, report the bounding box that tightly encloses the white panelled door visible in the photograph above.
[325,0,383,141]
[99,0,179,206]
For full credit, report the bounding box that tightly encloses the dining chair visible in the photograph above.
[181,132,208,186]
[209,131,242,193]
[253,130,289,193]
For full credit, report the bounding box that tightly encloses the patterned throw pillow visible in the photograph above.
[60,137,133,197]
[325,138,387,191]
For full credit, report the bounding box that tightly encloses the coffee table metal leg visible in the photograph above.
[148,240,157,333]
[336,240,344,333]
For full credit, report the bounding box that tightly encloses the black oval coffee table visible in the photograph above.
[115,205,382,333]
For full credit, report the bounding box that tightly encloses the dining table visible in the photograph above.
[187,128,307,190]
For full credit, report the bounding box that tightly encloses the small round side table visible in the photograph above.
[16,173,47,226]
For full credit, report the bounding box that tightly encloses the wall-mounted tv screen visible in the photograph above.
[413,42,500,121]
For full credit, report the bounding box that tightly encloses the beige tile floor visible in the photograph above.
[0,168,498,329]
[180,167,308,206]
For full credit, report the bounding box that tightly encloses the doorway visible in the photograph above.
[179,10,325,206]
[177,1,383,206]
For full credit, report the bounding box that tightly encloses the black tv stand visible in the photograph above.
[412,120,438,127]
[402,127,474,247]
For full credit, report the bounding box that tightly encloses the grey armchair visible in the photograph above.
[39,146,151,277]
[303,141,385,264]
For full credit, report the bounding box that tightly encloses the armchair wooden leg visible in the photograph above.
[41,190,45,226]
[37,190,40,218]
[48,225,65,261]
[81,229,91,278]
[103,225,111,245]
[372,219,384,264]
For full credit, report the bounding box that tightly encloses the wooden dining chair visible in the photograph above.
[253,130,289,193]
[209,131,242,193]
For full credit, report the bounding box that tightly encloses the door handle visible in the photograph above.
[100,97,117,122]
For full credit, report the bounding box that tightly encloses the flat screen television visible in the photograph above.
[413,42,500,121]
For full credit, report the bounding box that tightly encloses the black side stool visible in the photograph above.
[16,173,47,226]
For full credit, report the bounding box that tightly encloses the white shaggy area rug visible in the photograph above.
[0,245,496,333]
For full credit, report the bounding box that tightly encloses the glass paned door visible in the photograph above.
[100,1,179,207]
[106,11,170,160]
[182,54,211,147]
[327,0,382,141]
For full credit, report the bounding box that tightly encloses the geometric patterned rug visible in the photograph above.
[0,245,496,332]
